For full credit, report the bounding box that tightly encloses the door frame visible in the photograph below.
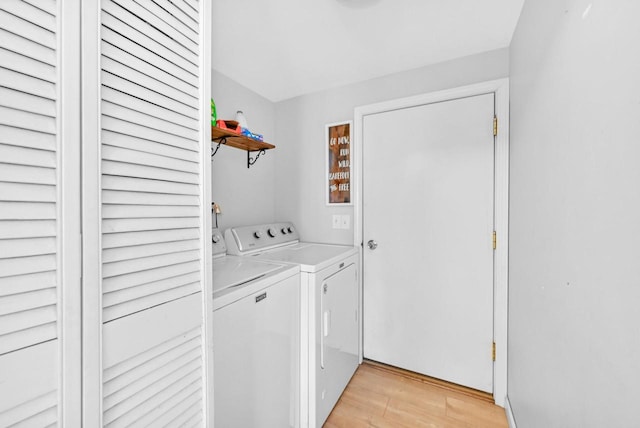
[352,78,509,406]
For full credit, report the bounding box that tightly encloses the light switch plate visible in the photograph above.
[340,215,350,229]
[332,215,341,229]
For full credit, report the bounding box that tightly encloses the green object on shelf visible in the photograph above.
[211,98,217,125]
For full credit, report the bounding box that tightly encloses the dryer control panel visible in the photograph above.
[225,222,300,255]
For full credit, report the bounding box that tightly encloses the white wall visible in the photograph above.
[508,1,640,426]
[274,48,509,244]
[211,70,277,230]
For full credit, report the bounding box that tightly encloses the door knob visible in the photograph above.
[367,240,378,250]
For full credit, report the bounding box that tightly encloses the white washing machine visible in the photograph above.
[211,228,301,428]
[225,222,360,428]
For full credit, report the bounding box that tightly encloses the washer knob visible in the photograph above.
[254,231,262,239]
[287,226,293,233]
[281,227,288,234]
[268,228,277,237]
[212,234,221,244]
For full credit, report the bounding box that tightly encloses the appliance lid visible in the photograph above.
[212,256,285,293]
[251,243,357,273]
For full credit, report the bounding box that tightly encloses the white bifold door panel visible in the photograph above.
[0,1,63,425]
[363,94,495,393]
[95,0,209,425]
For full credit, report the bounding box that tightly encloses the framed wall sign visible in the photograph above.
[326,121,353,205]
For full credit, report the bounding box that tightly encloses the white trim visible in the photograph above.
[81,1,104,425]
[325,120,354,206]
[353,78,510,405]
[198,0,214,425]
[58,0,82,425]
[505,396,518,428]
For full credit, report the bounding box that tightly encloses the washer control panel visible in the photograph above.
[225,222,300,255]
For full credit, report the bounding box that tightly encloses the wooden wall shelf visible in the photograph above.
[211,126,275,168]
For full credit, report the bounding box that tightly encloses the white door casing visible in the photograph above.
[353,79,510,405]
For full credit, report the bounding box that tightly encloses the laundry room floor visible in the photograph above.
[324,361,509,428]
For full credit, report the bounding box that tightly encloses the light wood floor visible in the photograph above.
[324,361,508,428]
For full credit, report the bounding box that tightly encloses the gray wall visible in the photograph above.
[508,1,640,426]
[211,70,277,230]
[274,48,510,244]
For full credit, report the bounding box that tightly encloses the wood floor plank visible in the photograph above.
[324,361,508,428]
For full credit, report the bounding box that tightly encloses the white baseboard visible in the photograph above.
[505,395,517,428]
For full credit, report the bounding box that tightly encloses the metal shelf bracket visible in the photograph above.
[211,137,227,159]
[247,149,267,168]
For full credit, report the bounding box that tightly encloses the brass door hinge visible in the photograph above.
[492,231,497,250]
[492,342,496,361]
[493,116,498,136]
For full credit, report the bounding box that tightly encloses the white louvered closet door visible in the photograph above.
[0,0,81,426]
[87,0,212,426]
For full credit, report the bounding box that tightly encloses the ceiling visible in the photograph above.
[212,0,525,102]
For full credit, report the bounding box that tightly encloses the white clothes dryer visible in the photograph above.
[225,223,359,428]
[211,229,301,428]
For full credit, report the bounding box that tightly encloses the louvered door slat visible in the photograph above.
[0,271,56,297]
[180,0,199,16]
[0,28,55,66]
[102,261,200,294]
[170,0,198,23]
[22,0,56,16]
[100,102,198,143]
[112,0,197,56]
[102,160,199,185]
[102,189,199,206]
[102,239,200,262]
[151,0,198,35]
[0,237,56,258]
[103,249,199,278]
[102,57,197,110]
[103,277,200,311]
[0,182,56,202]
[100,17,196,85]
[132,0,198,44]
[0,68,56,99]
[0,87,56,117]
[103,204,199,220]
[0,10,56,49]
[101,44,198,99]
[0,164,56,185]
[101,114,198,151]
[0,254,56,278]
[0,202,55,220]
[0,145,56,167]
[0,220,56,239]
[149,388,202,427]
[102,130,199,163]
[0,305,56,336]
[0,106,55,134]
[0,48,56,83]
[103,176,199,196]
[103,228,199,249]
[0,125,56,151]
[102,1,197,68]
[0,1,56,32]
[103,217,199,234]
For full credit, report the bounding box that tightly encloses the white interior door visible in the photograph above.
[363,93,495,393]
